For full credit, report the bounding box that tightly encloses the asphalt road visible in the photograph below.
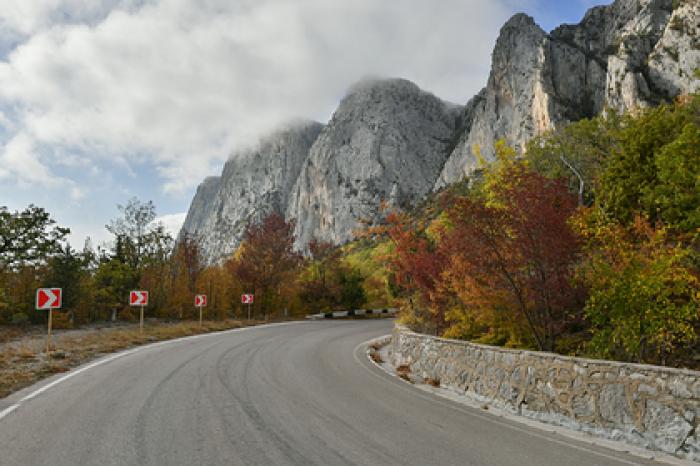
[0,320,663,466]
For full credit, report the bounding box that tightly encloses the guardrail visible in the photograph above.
[306,308,398,320]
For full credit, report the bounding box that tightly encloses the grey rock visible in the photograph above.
[287,78,460,249]
[572,394,596,418]
[683,429,700,459]
[435,0,699,189]
[643,400,693,453]
[179,176,221,243]
[648,0,700,99]
[599,384,634,425]
[180,120,323,264]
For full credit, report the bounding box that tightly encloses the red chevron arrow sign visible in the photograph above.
[36,288,62,310]
[195,295,207,307]
[129,290,149,306]
[241,294,254,304]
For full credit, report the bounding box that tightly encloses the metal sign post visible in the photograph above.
[36,288,62,354]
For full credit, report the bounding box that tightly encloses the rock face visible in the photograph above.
[435,0,700,188]
[179,121,323,264]
[182,0,699,262]
[287,78,460,249]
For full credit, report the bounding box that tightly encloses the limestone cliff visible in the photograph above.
[287,78,460,249]
[435,0,699,188]
[179,120,323,264]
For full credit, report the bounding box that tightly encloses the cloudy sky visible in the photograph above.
[0,0,605,247]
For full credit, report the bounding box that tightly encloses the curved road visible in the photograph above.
[0,320,661,465]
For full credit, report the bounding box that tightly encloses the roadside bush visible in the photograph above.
[10,312,29,326]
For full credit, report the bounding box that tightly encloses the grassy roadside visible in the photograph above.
[0,319,278,399]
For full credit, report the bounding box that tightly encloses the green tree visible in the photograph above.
[0,205,69,324]
[648,121,700,232]
[298,243,367,313]
[526,113,620,204]
[106,198,171,269]
[598,96,699,230]
[576,213,699,365]
[45,245,92,324]
[0,205,70,272]
[93,257,139,321]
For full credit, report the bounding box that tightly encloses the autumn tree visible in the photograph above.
[440,156,584,351]
[175,233,203,293]
[299,240,367,313]
[231,213,302,318]
[575,212,699,365]
[196,265,233,321]
[387,212,447,334]
[166,234,204,319]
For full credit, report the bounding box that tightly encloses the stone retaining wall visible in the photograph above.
[391,325,700,460]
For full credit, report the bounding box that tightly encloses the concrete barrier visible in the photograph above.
[306,308,398,320]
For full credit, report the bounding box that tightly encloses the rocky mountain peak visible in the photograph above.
[180,119,323,264]
[181,0,698,263]
[434,0,698,189]
[287,77,461,249]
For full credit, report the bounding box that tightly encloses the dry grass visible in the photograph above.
[369,349,384,364]
[396,364,413,383]
[424,377,440,387]
[0,319,264,399]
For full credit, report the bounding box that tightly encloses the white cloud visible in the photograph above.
[0,0,147,36]
[0,132,60,186]
[153,212,186,238]
[0,0,513,196]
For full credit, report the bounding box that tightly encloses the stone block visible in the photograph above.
[598,384,634,425]
[572,394,595,418]
[643,400,693,454]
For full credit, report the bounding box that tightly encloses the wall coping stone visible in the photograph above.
[395,325,700,377]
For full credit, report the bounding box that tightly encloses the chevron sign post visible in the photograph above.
[195,294,207,326]
[241,294,254,320]
[36,288,62,353]
[130,291,149,333]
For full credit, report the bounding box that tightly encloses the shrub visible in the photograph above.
[10,312,29,326]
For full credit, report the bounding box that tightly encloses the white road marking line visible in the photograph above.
[0,404,18,420]
[353,339,657,466]
[0,321,302,422]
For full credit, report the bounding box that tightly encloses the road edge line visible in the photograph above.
[0,321,303,422]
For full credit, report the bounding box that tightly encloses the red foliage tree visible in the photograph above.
[387,212,448,333]
[232,213,302,316]
[441,168,584,350]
